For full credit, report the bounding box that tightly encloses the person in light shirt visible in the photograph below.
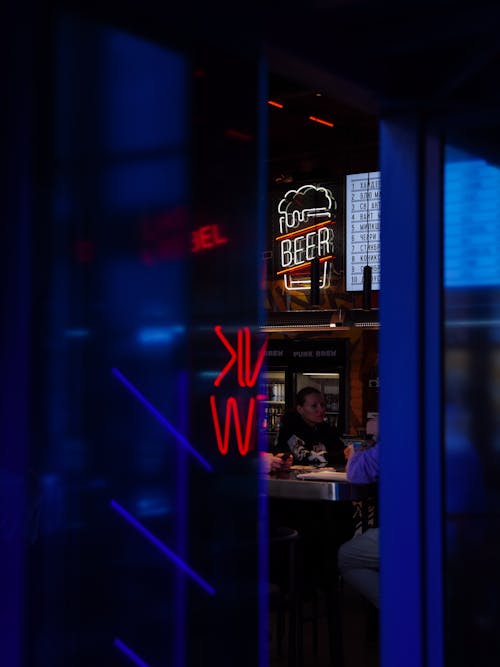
[338,417,380,608]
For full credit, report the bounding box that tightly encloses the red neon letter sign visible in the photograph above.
[209,396,257,456]
[213,325,267,388]
[210,326,267,456]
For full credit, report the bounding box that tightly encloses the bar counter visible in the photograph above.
[265,467,379,568]
[266,468,353,502]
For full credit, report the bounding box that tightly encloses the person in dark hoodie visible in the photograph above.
[273,386,346,467]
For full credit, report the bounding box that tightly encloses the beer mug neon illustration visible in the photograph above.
[276,184,336,291]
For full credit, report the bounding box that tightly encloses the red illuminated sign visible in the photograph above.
[138,211,228,264]
[191,224,228,252]
[210,326,267,456]
[210,395,257,456]
[139,207,187,265]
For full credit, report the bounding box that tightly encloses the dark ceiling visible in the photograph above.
[263,0,500,169]
[77,0,500,119]
[267,71,379,184]
[263,0,500,111]
[68,0,500,170]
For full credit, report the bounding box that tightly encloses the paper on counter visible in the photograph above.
[295,470,348,481]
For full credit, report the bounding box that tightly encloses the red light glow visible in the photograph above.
[210,326,268,456]
[210,395,257,456]
[192,224,228,252]
[309,115,334,128]
[224,128,253,141]
[139,207,188,265]
[268,100,284,109]
[213,326,267,388]
[276,255,334,276]
[275,220,333,242]
[74,240,95,264]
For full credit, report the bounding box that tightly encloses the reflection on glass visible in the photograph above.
[444,145,500,666]
[28,16,189,667]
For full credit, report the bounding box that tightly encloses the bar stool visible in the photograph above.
[269,525,300,665]
[297,569,345,667]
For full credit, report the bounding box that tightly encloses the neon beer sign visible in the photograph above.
[276,184,336,290]
[210,326,267,456]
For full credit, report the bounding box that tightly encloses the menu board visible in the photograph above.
[346,171,381,291]
[444,151,500,287]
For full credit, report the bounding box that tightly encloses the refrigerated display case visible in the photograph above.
[260,338,349,450]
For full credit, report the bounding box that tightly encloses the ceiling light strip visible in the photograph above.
[309,115,334,127]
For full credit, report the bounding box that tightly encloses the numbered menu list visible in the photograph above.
[346,172,381,291]
[445,158,500,288]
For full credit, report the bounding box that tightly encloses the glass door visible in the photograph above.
[443,143,500,667]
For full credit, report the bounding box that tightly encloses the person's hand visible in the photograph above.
[344,444,355,461]
[270,452,293,472]
[260,452,292,474]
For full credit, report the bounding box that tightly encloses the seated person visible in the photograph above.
[338,427,380,608]
[272,386,346,467]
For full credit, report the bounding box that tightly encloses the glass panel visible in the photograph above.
[28,14,262,667]
[444,144,500,666]
[29,17,190,667]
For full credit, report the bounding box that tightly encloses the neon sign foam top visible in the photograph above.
[276,184,336,291]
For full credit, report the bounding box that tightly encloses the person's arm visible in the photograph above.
[259,452,293,474]
[346,443,379,484]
